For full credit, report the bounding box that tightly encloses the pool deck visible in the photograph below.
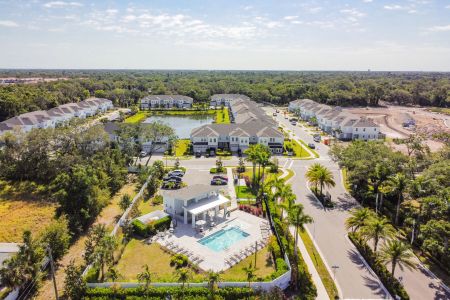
[157,210,268,272]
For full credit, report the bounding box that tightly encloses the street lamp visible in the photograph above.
[332,265,340,281]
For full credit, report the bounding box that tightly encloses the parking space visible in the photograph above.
[183,167,215,186]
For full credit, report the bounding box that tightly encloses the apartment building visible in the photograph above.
[0,98,113,135]
[192,94,283,154]
[140,95,193,109]
[289,99,381,141]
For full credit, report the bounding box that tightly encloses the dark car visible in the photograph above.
[168,170,184,177]
[195,151,201,158]
[308,143,316,149]
[163,176,182,183]
[211,178,227,185]
[213,175,228,182]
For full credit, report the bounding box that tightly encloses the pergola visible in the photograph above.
[183,194,230,228]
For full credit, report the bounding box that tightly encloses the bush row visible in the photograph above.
[348,233,410,300]
[131,216,172,237]
[85,286,255,300]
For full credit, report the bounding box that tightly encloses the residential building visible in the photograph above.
[192,94,284,154]
[0,97,113,135]
[289,99,381,141]
[140,95,193,109]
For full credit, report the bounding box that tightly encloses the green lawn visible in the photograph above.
[284,139,311,158]
[341,168,351,192]
[297,138,320,158]
[115,240,204,282]
[235,186,256,199]
[138,200,163,215]
[283,169,295,182]
[221,246,276,281]
[215,107,230,124]
[124,111,149,123]
[164,139,191,158]
[299,230,339,300]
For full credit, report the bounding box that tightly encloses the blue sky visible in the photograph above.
[0,0,449,70]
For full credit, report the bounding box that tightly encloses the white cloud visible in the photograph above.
[340,8,366,18]
[383,4,418,13]
[284,16,298,21]
[446,5,450,9]
[384,4,405,10]
[427,24,450,32]
[308,6,323,13]
[44,1,83,8]
[362,0,373,3]
[0,20,19,27]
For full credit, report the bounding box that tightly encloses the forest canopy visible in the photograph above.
[0,70,449,121]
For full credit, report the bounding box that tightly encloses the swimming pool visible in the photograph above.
[198,226,250,252]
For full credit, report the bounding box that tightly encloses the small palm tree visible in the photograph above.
[242,263,257,288]
[137,264,153,292]
[345,208,375,233]
[205,270,221,299]
[244,145,259,188]
[386,173,409,225]
[306,163,322,191]
[361,216,396,253]
[175,267,192,297]
[277,192,296,221]
[316,165,336,196]
[379,240,416,277]
[288,204,313,259]
[107,267,121,282]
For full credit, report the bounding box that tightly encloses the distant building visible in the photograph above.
[0,97,113,135]
[140,95,193,109]
[289,99,381,141]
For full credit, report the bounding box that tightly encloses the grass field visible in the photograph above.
[0,180,56,242]
[220,246,276,281]
[138,199,163,215]
[297,138,320,158]
[115,240,204,282]
[124,111,148,123]
[235,186,257,199]
[341,168,351,192]
[215,107,230,124]
[166,139,191,157]
[428,107,450,116]
[299,230,339,299]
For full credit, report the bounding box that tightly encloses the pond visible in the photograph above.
[143,114,214,139]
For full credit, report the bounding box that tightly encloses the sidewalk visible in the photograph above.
[289,226,329,300]
[226,167,238,210]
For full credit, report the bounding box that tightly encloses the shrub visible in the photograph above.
[84,265,100,283]
[131,219,149,237]
[348,233,410,300]
[152,195,163,205]
[170,254,189,268]
[132,216,172,237]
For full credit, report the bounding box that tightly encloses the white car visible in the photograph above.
[140,151,148,157]
[169,170,185,177]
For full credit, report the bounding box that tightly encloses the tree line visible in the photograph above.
[330,138,449,271]
[1,70,449,121]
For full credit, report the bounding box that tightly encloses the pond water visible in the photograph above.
[143,114,214,139]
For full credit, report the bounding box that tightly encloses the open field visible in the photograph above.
[215,107,230,124]
[284,139,311,158]
[0,180,56,242]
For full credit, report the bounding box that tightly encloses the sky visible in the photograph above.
[0,0,449,71]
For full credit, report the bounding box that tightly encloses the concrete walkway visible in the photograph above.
[226,167,238,210]
[289,226,330,300]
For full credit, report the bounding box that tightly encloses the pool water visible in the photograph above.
[198,226,250,252]
[143,115,214,139]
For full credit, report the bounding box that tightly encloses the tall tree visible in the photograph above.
[361,216,396,253]
[345,208,375,233]
[288,204,313,259]
[386,173,410,225]
[379,240,416,277]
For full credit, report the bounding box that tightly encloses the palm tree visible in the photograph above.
[205,270,221,299]
[137,264,153,292]
[361,216,396,253]
[368,163,391,209]
[107,267,121,282]
[379,240,416,277]
[277,192,296,221]
[306,163,322,192]
[288,204,313,259]
[175,267,192,298]
[345,208,375,233]
[386,173,410,225]
[315,165,336,197]
[256,145,272,193]
[244,145,259,189]
[242,263,257,288]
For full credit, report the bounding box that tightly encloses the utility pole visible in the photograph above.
[47,246,59,300]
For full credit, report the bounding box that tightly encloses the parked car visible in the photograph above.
[213,175,228,182]
[195,151,201,158]
[211,178,227,185]
[139,151,147,157]
[308,143,316,149]
[276,109,279,113]
[291,121,297,126]
[163,175,182,182]
[169,170,185,177]
[273,112,277,116]
[313,135,321,142]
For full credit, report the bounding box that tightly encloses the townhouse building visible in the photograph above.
[192,94,284,154]
[0,98,113,135]
[289,99,381,141]
[140,95,193,109]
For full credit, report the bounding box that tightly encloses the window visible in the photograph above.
[374,128,377,131]
[363,128,366,132]
[355,128,358,131]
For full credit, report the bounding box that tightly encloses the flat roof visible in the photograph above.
[185,194,230,215]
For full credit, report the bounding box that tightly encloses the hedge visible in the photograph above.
[85,286,255,300]
[348,233,410,300]
[131,216,172,237]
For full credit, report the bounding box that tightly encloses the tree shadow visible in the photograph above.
[306,193,325,210]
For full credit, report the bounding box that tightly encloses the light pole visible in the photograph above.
[332,265,340,282]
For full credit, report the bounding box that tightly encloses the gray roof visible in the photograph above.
[354,117,379,128]
[103,121,120,135]
[211,94,250,101]
[141,95,193,102]
[162,184,223,200]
